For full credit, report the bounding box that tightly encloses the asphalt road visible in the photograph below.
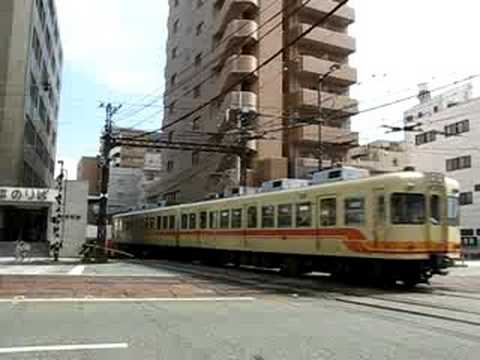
[1,294,479,360]
[0,260,479,359]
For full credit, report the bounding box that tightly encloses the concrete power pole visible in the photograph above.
[96,103,122,261]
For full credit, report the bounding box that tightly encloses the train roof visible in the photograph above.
[113,172,459,218]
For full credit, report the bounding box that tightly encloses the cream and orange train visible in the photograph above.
[112,171,461,285]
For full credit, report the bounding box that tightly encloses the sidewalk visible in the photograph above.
[0,257,81,265]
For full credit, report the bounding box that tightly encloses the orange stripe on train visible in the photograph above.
[145,228,459,254]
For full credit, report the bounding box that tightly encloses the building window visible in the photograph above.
[446,155,471,172]
[172,47,178,59]
[196,22,204,36]
[474,184,480,192]
[167,160,174,172]
[30,74,39,111]
[170,73,176,87]
[39,99,47,124]
[193,85,201,98]
[194,53,202,67]
[173,19,179,33]
[174,0,179,7]
[169,101,176,115]
[418,112,423,118]
[192,116,200,131]
[459,192,473,206]
[192,151,199,166]
[32,29,42,64]
[415,131,437,146]
[405,115,414,122]
[445,120,470,137]
[433,105,439,113]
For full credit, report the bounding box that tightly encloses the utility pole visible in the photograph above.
[317,64,340,171]
[238,110,249,189]
[96,102,122,262]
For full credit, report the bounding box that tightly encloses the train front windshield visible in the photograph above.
[391,193,426,225]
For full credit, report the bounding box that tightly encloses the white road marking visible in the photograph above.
[0,343,128,354]
[68,265,85,275]
[1,296,256,304]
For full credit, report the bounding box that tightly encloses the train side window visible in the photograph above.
[169,215,176,229]
[232,209,242,228]
[189,213,197,229]
[181,214,188,229]
[296,203,312,227]
[163,216,169,230]
[278,204,293,228]
[149,217,155,229]
[220,210,230,228]
[261,205,275,228]
[209,211,218,229]
[345,198,365,225]
[377,195,386,222]
[157,216,162,230]
[200,211,207,229]
[320,198,337,226]
[144,217,149,229]
[247,206,258,228]
[430,195,441,225]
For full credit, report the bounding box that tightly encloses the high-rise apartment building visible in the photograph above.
[0,0,63,188]
[152,0,357,203]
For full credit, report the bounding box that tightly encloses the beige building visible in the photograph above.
[151,0,358,203]
[77,156,101,195]
[0,0,63,188]
[346,140,407,174]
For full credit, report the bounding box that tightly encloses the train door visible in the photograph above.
[427,190,446,245]
[243,203,258,250]
[198,210,208,248]
[373,189,386,245]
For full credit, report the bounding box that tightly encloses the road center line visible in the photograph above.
[68,265,85,275]
[0,343,128,354]
[1,296,256,304]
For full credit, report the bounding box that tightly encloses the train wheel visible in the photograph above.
[280,257,301,277]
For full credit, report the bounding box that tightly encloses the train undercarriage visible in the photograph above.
[114,243,453,287]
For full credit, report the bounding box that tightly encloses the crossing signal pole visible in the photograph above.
[96,102,122,262]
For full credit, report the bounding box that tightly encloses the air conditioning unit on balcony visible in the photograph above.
[260,178,310,193]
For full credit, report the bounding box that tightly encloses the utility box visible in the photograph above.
[311,166,369,185]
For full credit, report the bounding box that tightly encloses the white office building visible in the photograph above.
[404,83,480,258]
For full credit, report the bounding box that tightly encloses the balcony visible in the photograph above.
[215,19,258,62]
[214,0,259,38]
[220,91,257,115]
[294,24,355,55]
[219,54,258,91]
[293,88,358,115]
[297,56,357,86]
[294,124,358,144]
[301,0,355,26]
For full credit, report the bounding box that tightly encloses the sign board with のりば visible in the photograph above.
[0,187,58,204]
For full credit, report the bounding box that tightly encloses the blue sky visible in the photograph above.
[55,0,480,178]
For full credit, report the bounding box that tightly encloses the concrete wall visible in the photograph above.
[61,180,88,257]
[108,167,145,214]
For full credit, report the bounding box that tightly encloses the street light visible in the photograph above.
[317,63,341,171]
